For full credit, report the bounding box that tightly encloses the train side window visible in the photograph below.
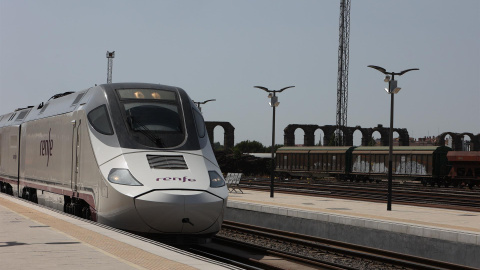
[87,105,114,135]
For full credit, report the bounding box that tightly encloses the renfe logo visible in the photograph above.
[156,177,196,182]
[40,128,53,166]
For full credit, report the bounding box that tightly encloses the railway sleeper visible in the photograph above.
[449,179,477,190]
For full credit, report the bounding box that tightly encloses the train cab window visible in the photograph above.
[88,105,114,135]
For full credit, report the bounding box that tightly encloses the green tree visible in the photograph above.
[264,144,284,153]
[368,136,376,146]
[234,140,266,153]
[328,134,343,146]
[213,142,224,151]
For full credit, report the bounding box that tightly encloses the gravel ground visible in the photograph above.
[217,228,414,270]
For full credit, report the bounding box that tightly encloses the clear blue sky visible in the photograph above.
[1,1,479,146]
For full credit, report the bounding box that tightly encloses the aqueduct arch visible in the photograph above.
[205,121,235,150]
[437,132,480,151]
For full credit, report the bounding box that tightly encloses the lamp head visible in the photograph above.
[385,80,401,94]
[270,101,280,107]
[267,93,273,98]
[269,96,279,107]
[384,75,391,82]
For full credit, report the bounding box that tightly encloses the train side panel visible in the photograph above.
[447,151,480,188]
[0,125,20,196]
[276,146,354,179]
[351,147,440,178]
[19,113,76,199]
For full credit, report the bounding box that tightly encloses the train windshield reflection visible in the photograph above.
[117,89,185,148]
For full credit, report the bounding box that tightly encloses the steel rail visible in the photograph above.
[221,220,476,270]
[241,180,480,212]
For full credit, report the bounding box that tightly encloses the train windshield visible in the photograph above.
[116,89,185,148]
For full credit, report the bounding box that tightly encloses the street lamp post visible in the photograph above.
[193,99,216,112]
[367,65,418,211]
[254,86,295,198]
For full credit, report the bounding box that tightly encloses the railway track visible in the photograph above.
[240,178,480,212]
[189,221,475,270]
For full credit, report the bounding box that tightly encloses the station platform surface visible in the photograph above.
[0,193,235,270]
[227,188,480,243]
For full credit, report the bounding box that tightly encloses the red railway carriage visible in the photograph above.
[447,151,480,188]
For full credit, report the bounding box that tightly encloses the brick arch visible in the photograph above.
[364,125,390,146]
[437,132,460,150]
[350,126,369,146]
[393,128,410,146]
[438,132,480,151]
[205,121,235,150]
[284,124,310,146]
[284,124,337,146]
[313,126,328,146]
[460,133,480,151]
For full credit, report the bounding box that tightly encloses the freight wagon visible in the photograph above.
[275,146,460,187]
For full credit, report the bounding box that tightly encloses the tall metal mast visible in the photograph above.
[106,51,115,84]
[335,0,351,146]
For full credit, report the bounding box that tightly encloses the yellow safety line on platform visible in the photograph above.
[0,197,197,270]
[230,197,480,233]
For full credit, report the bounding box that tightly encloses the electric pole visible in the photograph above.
[106,51,115,84]
[335,0,351,146]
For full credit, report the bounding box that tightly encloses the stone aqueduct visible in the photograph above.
[283,124,410,147]
[205,122,480,151]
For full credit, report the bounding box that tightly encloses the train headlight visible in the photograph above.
[208,171,225,188]
[107,169,143,186]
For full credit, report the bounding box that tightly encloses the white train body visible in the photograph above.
[0,83,228,235]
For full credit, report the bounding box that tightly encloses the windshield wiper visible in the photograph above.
[127,115,165,148]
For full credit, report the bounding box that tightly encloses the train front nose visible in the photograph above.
[134,190,225,233]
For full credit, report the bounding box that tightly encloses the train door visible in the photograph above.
[71,119,81,194]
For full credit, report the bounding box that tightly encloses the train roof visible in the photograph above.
[353,146,449,151]
[275,145,452,154]
[0,107,33,128]
[352,146,451,154]
[276,146,355,154]
[0,87,91,128]
[0,83,183,128]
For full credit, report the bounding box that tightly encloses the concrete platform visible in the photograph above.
[0,193,237,270]
[225,189,480,268]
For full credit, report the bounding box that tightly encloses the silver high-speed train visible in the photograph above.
[0,83,228,236]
